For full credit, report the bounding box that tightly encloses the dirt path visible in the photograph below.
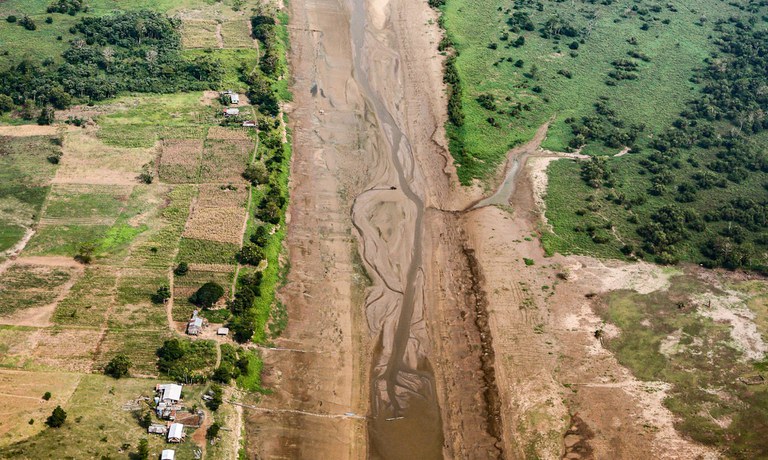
[215,23,224,49]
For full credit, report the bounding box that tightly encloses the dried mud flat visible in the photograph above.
[252,0,739,459]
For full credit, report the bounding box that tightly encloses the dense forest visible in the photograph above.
[0,10,220,118]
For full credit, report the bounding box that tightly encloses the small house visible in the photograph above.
[187,310,205,336]
[242,120,257,128]
[161,449,176,460]
[156,384,183,403]
[148,424,168,435]
[223,108,240,117]
[167,423,185,443]
[229,93,240,104]
[217,327,229,336]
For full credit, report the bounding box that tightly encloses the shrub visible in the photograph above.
[238,244,265,266]
[43,392,52,401]
[6,15,17,23]
[206,422,221,440]
[151,286,171,304]
[46,406,67,428]
[74,242,96,264]
[243,162,269,185]
[190,282,225,308]
[523,258,535,266]
[174,262,189,276]
[136,438,149,460]
[205,384,223,411]
[104,354,131,379]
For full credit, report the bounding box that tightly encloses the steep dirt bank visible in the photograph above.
[464,153,719,458]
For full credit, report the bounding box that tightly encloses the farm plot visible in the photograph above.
[183,183,247,244]
[177,238,239,266]
[41,184,133,225]
[124,185,196,269]
[0,264,79,319]
[181,19,221,49]
[158,139,203,184]
[94,330,171,376]
[23,224,111,257]
[30,328,100,372]
[200,139,253,183]
[53,267,117,327]
[54,132,156,185]
[0,369,81,448]
[207,125,251,140]
[221,20,254,48]
[172,269,234,322]
[0,135,60,252]
[109,268,170,330]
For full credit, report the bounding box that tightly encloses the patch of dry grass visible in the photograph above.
[0,369,81,447]
[158,139,203,184]
[55,132,156,185]
[181,19,220,49]
[207,126,251,140]
[221,20,253,48]
[200,140,252,183]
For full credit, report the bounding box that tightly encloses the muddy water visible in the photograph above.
[347,0,444,458]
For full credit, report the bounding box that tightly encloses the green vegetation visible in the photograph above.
[45,406,66,428]
[156,338,217,383]
[0,135,59,252]
[189,281,225,308]
[103,353,131,379]
[598,276,768,457]
[0,9,221,119]
[437,0,768,270]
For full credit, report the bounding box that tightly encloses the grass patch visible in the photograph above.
[53,267,116,327]
[177,238,239,265]
[441,0,723,183]
[598,276,768,456]
[0,135,60,251]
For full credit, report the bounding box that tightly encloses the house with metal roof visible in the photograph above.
[156,383,183,403]
[161,449,176,460]
[167,423,185,443]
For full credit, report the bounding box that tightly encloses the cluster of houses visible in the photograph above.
[148,383,204,448]
[219,90,257,128]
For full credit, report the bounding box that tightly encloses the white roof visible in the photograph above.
[168,423,184,440]
[230,94,240,103]
[190,317,203,327]
[217,327,229,335]
[161,450,176,460]
[225,108,240,115]
[159,384,182,401]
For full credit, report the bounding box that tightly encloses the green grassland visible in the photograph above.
[442,0,722,180]
[0,374,201,460]
[598,275,768,457]
[0,136,60,251]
